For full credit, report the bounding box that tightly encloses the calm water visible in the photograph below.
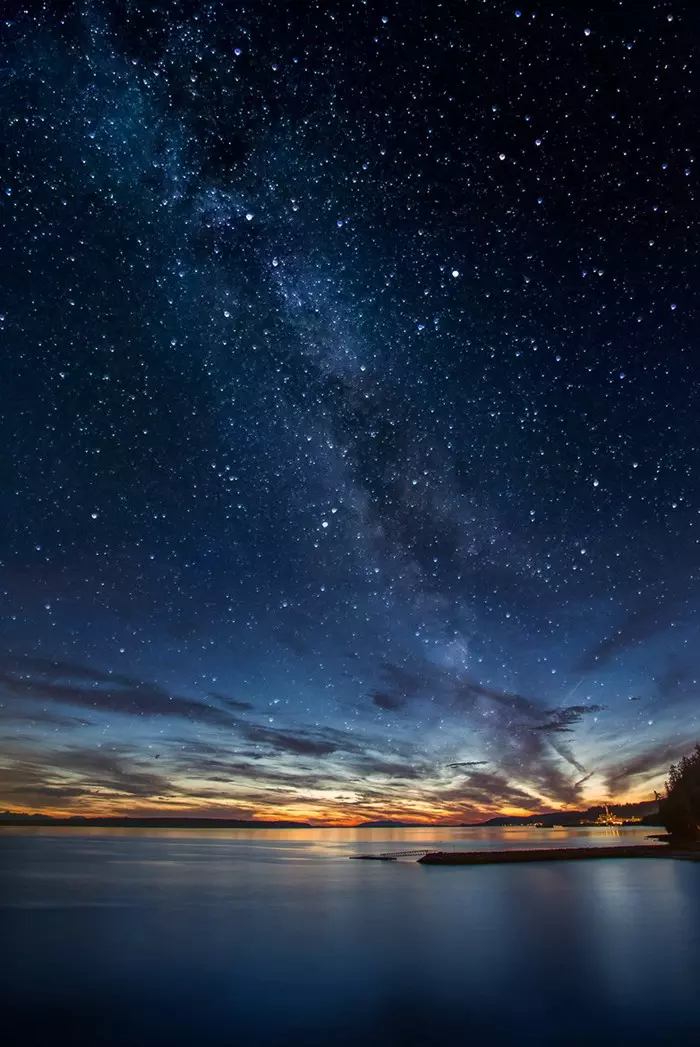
[1,826,699,1046]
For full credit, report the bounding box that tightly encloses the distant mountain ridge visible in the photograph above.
[0,800,660,829]
[469,800,660,828]
[0,812,311,828]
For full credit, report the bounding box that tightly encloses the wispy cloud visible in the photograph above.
[208,692,255,712]
[369,690,407,711]
[0,747,178,810]
[523,704,606,734]
[438,770,541,813]
[601,741,692,795]
[576,593,677,672]
[446,761,489,769]
[0,657,235,726]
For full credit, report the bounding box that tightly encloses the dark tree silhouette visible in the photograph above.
[659,744,700,843]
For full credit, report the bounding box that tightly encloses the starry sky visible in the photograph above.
[1,0,698,824]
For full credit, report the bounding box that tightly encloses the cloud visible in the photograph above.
[365,659,601,807]
[379,662,424,698]
[4,785,87,801]
[53,748,177,798]
[165,723,431,793]
[0,648,612,817]
[576,594,675,672]
[239,726,338,757]
[0,707,93,729]
[370,660,599,809]
[525,704,606,734]
[166,744,341,790]
[446,761,489,769]
[452,676,541,719]
[451,681,598,804]
[209,692,255,711]
[0,656,234,726]
[369,690,406,711]
[0,747,178,809]
[439,770,541,812]
[602,741,692,794]
[448,673,599,802]
[654,663,696,702]
[351,756,429,780]
[364,662,427,712]
[226,715,370,758]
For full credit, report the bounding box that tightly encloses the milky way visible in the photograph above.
[1,1,698,822]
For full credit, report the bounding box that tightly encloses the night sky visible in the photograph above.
[1,0,698,823]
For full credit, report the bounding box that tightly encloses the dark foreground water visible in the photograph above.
[1,826,699,1047]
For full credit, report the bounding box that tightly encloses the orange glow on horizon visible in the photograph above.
[0,788,658,826]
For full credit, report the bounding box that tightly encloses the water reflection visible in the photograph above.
[1,827,698,1047]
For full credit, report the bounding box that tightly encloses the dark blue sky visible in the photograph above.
[1,0,698,822]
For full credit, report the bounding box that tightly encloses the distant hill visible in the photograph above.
[0,812,311,829]
[466,800,661,828]
[0,799,662,830]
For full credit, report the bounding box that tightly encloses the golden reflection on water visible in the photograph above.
[0,823,659,860]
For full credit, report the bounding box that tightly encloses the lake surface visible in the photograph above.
[2,826,699,1046]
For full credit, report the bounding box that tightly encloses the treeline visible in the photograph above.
[659,744,700,843]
